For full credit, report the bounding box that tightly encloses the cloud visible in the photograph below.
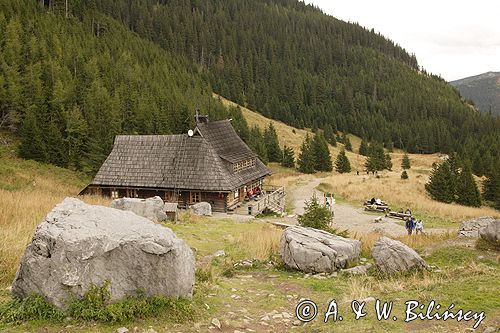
[306,0,500,80]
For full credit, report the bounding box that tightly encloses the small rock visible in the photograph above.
[234,330,245,333]
[282,312,293,319]
[292,320,302,326]
[213,250,226,257]
[259,321,269,326]
[211,318,221,330]
[360,258,368,262]
[272,313,283,319]
[341,264,372,275]
[477,255,485,261]
[144,328,157,333]
[116,327,129,333]
[483,327,496,333]
[260,315,270,321]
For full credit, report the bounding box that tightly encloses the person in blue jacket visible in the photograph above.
[405,216,415,235]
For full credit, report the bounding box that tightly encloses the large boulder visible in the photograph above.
[12,198,195,310]
[458,216,496,237]
[279,226,361,273]
[372,237,428,274]
[190,202,212,216]
[109,196,167,222]
[479,219,500,243]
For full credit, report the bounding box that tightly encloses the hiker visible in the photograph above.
[375,198,382,205]
[404,207,412,215]
[370,197,376,204]
[357,170,359,175]
[398,207,404,214]
[405,217,414,235]
[415,219,424,235]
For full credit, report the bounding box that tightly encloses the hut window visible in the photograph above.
[190,192,201,203]
[234,189,239,199]
[111,190,119,199]
[126,189,138,198]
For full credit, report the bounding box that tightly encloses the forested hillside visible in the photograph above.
[68,0,500,176]
[0,0,499,178]
[0,1,235,173]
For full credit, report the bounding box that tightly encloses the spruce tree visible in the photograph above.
[335,149,351,173]
[312,132,333,172]
[402,153,411,169]
[483,166,500,210]
[281,145,295,168]
[248,126,268,164]
[298,134,315,173]
[264,122,282,162]
[425,161,455,203]
[344,136,353,151]
[359,139,369,156]
[456,163,482,207]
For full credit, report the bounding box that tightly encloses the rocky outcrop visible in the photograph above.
[479,219,500,243]
[372,237,428,274]
[109,196,167,222]
[458,216,496,237]
[190,202,212,216]
[279,226,361,273]
[12,198,195,309]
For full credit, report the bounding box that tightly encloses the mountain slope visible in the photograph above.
[69,0,500,173]
[450,72,500,116]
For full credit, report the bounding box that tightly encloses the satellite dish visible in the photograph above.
[187,129,194,137]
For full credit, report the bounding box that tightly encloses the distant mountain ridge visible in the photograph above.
[451,72,500,116]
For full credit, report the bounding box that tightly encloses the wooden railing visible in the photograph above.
[246,186,285,216]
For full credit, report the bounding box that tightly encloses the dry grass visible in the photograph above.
[236,224,282,260]
[0,150,111,286]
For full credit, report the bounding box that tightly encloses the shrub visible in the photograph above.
[401,170,408,179]
[298,195,333,232]
[0,282,196,324]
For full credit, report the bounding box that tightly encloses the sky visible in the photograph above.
[306,0,500,82]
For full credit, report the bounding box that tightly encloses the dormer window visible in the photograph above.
[233,158,256,172]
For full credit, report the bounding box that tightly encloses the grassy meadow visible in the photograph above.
[1,102,500,333]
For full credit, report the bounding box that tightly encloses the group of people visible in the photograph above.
[404,215,424,235]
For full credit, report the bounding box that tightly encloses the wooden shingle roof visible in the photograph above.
[90,120,270,192]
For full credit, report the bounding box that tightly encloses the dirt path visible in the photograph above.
[288,177,411,237]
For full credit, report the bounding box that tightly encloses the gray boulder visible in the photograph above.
[279,226,361,273]
[458,216,496,237]
[372,237,428,274]
[12,197,195,309]
[479,219,500,243]
[190,202,212,216]
[109,196,167,222]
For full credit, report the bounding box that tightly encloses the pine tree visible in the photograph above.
[281,145,295,168]
[402,153,411,169]
[264,122,282,162]
[298,134,315,173]
[344,134,353,151]
[359,139,369,156]
[335,149,351,173]
[455,163,482,207]
[365,142,391,172]
[297,195,333,232]
[312,132,332,172]
[401,170,408,179]
[425,161,455,203]
[248,126,268,164]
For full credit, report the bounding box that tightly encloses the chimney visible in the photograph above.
[194,109,209,124]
